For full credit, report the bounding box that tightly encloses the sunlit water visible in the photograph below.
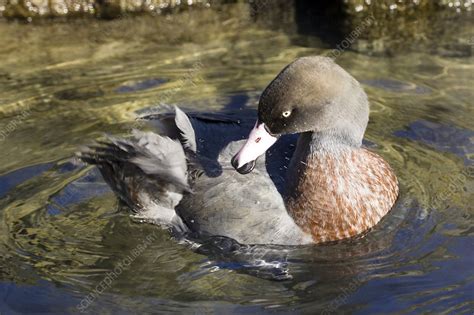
[0,4,473,314]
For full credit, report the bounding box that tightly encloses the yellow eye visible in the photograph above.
[282,110,292,118]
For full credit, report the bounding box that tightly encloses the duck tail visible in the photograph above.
[77,130,190,233]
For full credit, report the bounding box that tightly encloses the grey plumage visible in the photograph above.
[78,105,311,244]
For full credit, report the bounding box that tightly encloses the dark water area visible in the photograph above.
[0,2,473,314]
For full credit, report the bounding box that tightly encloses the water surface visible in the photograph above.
[0,4,473,314]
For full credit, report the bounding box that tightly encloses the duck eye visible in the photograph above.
[282,110,292,118]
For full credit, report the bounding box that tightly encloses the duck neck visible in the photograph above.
[307,129,363,151]
[288,129,362,175]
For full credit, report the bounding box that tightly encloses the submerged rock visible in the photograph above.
[0,0,471,57]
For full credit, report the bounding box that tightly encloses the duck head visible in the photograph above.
[232,56,369,174]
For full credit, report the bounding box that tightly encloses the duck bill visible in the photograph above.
[231,121,278,174]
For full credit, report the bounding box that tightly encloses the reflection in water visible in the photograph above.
[0,2,473,314]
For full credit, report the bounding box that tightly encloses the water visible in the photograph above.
[0,3,473,314]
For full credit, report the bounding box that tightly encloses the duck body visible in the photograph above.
[80,56,399,245]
